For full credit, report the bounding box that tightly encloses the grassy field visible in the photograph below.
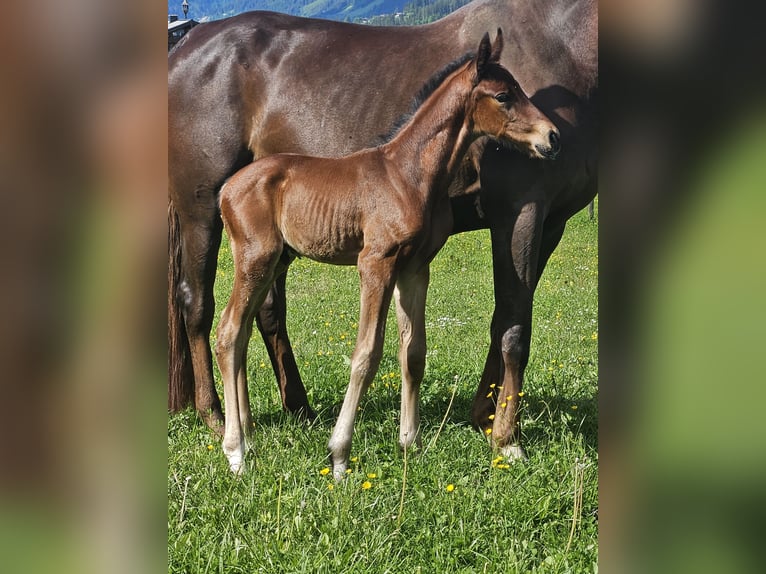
[168,202,598,573]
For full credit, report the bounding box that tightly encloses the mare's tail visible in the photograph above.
[168,198,194,412]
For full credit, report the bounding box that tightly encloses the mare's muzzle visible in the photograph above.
[536,129,560,159]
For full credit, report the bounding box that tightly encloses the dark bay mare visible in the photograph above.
[168,0,598,460]
[215,31,559,475]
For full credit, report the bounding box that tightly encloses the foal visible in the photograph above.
[216,30,559,476]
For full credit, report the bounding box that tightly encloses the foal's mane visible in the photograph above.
[379,51,475,144]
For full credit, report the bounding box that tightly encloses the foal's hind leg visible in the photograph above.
[235,315,256,436]
[216,244,282,473]
[394,267,430,452]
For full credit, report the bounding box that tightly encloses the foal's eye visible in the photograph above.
[494,93,510,103]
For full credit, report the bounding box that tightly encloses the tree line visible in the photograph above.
[169,0,472,24]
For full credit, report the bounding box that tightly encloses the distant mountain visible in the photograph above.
[168,0,469,24]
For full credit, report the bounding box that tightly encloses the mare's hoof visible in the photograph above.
[293,405,318,424]
[201,409,225,437]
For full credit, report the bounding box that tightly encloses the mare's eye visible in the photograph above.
[495,93,510,103]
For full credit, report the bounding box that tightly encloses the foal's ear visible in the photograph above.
[475,31,492,79]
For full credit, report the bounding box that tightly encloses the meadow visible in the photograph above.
[168,201,598,573]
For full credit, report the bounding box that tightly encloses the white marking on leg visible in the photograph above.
[500,444,527,461]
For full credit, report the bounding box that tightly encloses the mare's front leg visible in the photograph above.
[471,201,544,460]
[256,272,317,421]
[328,255,397,480]
[394,266,430,452]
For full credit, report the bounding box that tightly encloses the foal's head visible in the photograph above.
[469,30,560,160]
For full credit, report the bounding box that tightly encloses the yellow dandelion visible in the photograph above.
[361,481,372,490]
[207,444,214,451]
[488,414,495,420]
[346,468,352,475]
[260,361,266,368]
[446,484,455,493]
[571,405,578,410]
[319,467,330,476]
[485,428,492,435]
[518,391,525,397]
[497,463,510,469]
[367,473,377,479]
[486,391,493,398]
[506,395,512,401]
[489,383,496,389]
[500,402,507,408]
[351,456,358,463]
[327,483,334,491]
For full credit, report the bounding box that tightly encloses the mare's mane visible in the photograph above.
[379,51,475,144]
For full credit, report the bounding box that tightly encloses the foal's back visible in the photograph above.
[221,150,392,266]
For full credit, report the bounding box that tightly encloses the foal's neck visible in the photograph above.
[382,66,476,200]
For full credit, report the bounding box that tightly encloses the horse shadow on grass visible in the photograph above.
[248,376,598,455]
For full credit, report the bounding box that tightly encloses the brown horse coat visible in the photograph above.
[168,0,597,458]
[214,32,558,474]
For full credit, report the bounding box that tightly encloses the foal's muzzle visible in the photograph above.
[536,129,561,159]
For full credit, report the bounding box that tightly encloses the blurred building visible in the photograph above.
[168,15,198,51]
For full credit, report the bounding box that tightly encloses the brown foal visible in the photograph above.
[215,30,558,476]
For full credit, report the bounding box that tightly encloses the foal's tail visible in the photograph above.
[168,198,194,412]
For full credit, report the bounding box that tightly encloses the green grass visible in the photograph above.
[168,202,598,573]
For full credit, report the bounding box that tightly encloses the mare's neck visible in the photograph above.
[382,67,476,200]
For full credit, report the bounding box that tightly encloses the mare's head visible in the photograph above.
[469,30,560,160]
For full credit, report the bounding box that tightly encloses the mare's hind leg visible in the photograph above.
[394,266,430,452]
[328,255,397,479]
[178,211,225,433]
[256,272,316,420]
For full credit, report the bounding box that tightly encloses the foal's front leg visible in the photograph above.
[394,266,430,452]
[328,256,397,480]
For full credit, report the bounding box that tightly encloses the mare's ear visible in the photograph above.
[475,32,492,79]
[490,28,504,62]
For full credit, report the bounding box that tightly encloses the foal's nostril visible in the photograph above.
[548,130,561,154]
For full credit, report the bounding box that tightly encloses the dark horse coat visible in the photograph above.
[168,0,597,457]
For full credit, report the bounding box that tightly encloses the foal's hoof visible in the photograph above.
[499,444,527,462]
[332,462,348,482]
[223,445,246,475]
